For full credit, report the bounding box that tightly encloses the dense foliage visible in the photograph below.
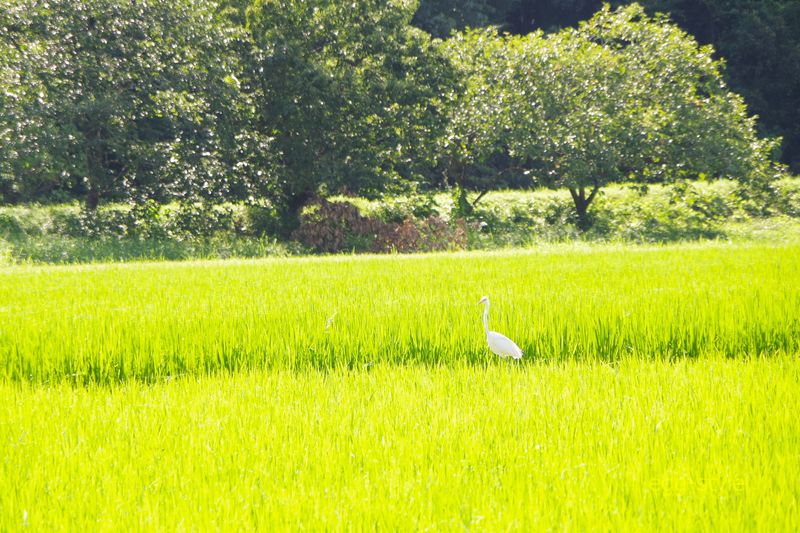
[244,0,455,229]
[0,1,790,232]
[415,0,800,172]
[2,178,798,263]
[0,0,256,207]
[442,5,780,228]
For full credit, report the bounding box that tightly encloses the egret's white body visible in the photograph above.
[479,296,523,359]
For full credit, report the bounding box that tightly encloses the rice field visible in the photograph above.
[1,241,799,529]
[1,242,799,382]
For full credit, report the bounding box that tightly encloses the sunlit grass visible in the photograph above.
[1,357,798,530]
[2,241,799,529]
[1,241,799,383]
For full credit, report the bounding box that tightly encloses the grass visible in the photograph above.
[1,358,799,530]
[1,241,799,383]
[1,241,799,529]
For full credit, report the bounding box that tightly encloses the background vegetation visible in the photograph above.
[1,177,798,263]
[1,1,794,250]
[414,0,800,173]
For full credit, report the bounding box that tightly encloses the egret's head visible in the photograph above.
[478,296,488,305]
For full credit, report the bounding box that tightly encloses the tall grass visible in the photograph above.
[1,242,798,383]
[1,358,798,530]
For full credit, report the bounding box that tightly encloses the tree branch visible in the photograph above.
[586,184,600,206]
[471,189,488,207]
[568,187,579,204]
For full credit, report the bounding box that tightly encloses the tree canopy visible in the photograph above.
[415,0,800,172]
[441,5,779,228]
[0,1,787,232]
[245,0,456,226]
[0,0,254,208]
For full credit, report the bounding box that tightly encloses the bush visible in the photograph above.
[292,200,392,253]
[773,179,800,218]
[292,199,475,254]
[243,205,283,237]
[0,214,24,240]
[368,194,442,225]
[390,216,474,253]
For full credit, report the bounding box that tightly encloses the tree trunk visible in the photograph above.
[277,188,315,237]
[86,186,100,210]
[82,124,105,211]
[84,146,104,211]
[471,189,488,208]
[569,185,600,232]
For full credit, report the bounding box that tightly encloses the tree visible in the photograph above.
[0,0,256,209]
[412,0,503,37]
[442,4,781,229]
[415,0,800,172]
[437,28,526,212]
[413,0,606,36]
[245,0,456,231]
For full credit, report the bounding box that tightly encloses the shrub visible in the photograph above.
[292,199,392,253]
[389,216,473,253]
[244,205,283,237]
[369,194,442,225]
[292,199,475,254]
[0,214,24,240]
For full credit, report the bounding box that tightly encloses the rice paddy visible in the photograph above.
[1,241,799,529]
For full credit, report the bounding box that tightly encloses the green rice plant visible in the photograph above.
[1,242,798,383]
[1,357,798,530]
[1,242,799,529]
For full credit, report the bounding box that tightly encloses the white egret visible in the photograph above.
[479,296,523,359]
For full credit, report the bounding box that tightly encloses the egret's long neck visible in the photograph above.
[482,301,489,336]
